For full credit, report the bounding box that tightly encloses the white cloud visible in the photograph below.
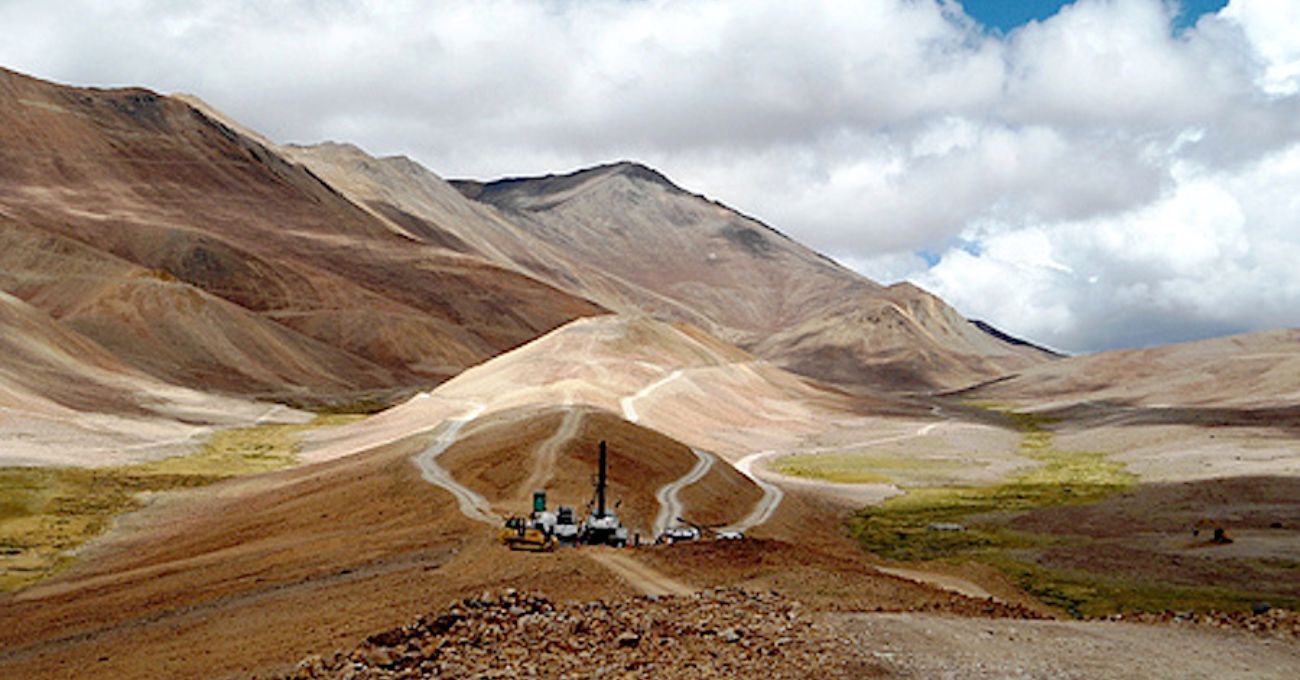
[1221,0,1300,94]
[0,0,1298,352]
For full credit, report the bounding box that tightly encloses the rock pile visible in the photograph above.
[1108,606,1300,639]
[280,588,884,679]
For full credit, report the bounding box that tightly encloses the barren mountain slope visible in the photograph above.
[0,67,602,401]
[965,327,1300,409]
[282,142,724,330]
[304,315,904,464]
[187,96,1052,392]
[0,217,408,397]
[0,289,306,466]
[454,162,1054,390]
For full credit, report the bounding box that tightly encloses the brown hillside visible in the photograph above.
[0,407,912,680]
[454,162,1054,391]
[0,67,602,402]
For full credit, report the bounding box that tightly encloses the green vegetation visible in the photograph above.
[774,452,967,485]
[848,404,1240,617]
[988,558,1300,618]
[0,415,360,591]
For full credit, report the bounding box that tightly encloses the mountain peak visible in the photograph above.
[449,159,688,207]
[592,160,681,189]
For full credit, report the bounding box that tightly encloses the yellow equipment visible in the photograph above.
[499,516,557,552]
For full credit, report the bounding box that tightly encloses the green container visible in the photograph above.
[532,490,547,513]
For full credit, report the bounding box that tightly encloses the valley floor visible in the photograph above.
[3,337,1299,678]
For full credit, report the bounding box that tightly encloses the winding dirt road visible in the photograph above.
[724,409,954,533]
[410,403,500,525]
[722,451,786,533]
[653,448,715,536]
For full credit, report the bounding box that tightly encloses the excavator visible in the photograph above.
[499,490,558,552]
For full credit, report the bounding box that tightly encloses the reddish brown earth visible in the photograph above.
[0,67,602,406]
[1009,475,1300,599]
[0,409,998,680]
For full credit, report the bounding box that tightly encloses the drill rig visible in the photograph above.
[578,440,629,547]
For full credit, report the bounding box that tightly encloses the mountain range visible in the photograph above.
[4,66,1300,679]
[0,66,1056,437]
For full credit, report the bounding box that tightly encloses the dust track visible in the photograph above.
[723,451,785,533]
[410,403,499,525]
[586,550,695,597]
[653,448,715,536]
[873,566,996,601]
[724,411,953,533]
[619,369,683,423]
[518,408,583,501]
[834,612,1300,680]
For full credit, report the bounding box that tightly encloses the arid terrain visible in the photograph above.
[1,67,1298,679]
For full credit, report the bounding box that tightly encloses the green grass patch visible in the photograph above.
[848,404,1199,616]
[988,556,1300,618]
[774,453,969,485]
[0,415,359,592]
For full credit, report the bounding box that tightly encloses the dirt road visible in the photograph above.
[653,448,715,536]
[410,403,499,524]
[724,410,955,532]
[723,451,785,533]
[586,550,695,597]
[873,566,997,601]
[518,408,584,501]
[620,369,683,423]
[832,612,1300,679]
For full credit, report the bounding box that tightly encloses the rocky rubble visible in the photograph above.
[1106,606,1300,639]
[278,588,886,679]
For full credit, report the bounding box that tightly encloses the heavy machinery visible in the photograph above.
[554,505,580,545]
[499,490,558,552]
[578,441,629,547]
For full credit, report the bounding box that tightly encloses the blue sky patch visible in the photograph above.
[959,0,1229,33]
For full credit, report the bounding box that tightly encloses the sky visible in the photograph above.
[1,0,1298,354]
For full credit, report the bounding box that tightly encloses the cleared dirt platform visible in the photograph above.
[832,612,1300,680]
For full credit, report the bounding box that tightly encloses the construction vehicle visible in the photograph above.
[554,505,580,545]
[578,441,629,547]
[499,490,558,552]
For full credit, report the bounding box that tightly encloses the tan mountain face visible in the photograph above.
[0,68,602,406]
[451,162,1056,391]
[963,327,1300,410]
[0,288,312,467]
[276,140,1057,390]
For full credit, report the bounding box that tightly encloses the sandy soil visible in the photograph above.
[585,549,695,597]
[0,404,997,680]
[832,612,1300,679]
[302,315,904,465]
[873,566,998,601]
